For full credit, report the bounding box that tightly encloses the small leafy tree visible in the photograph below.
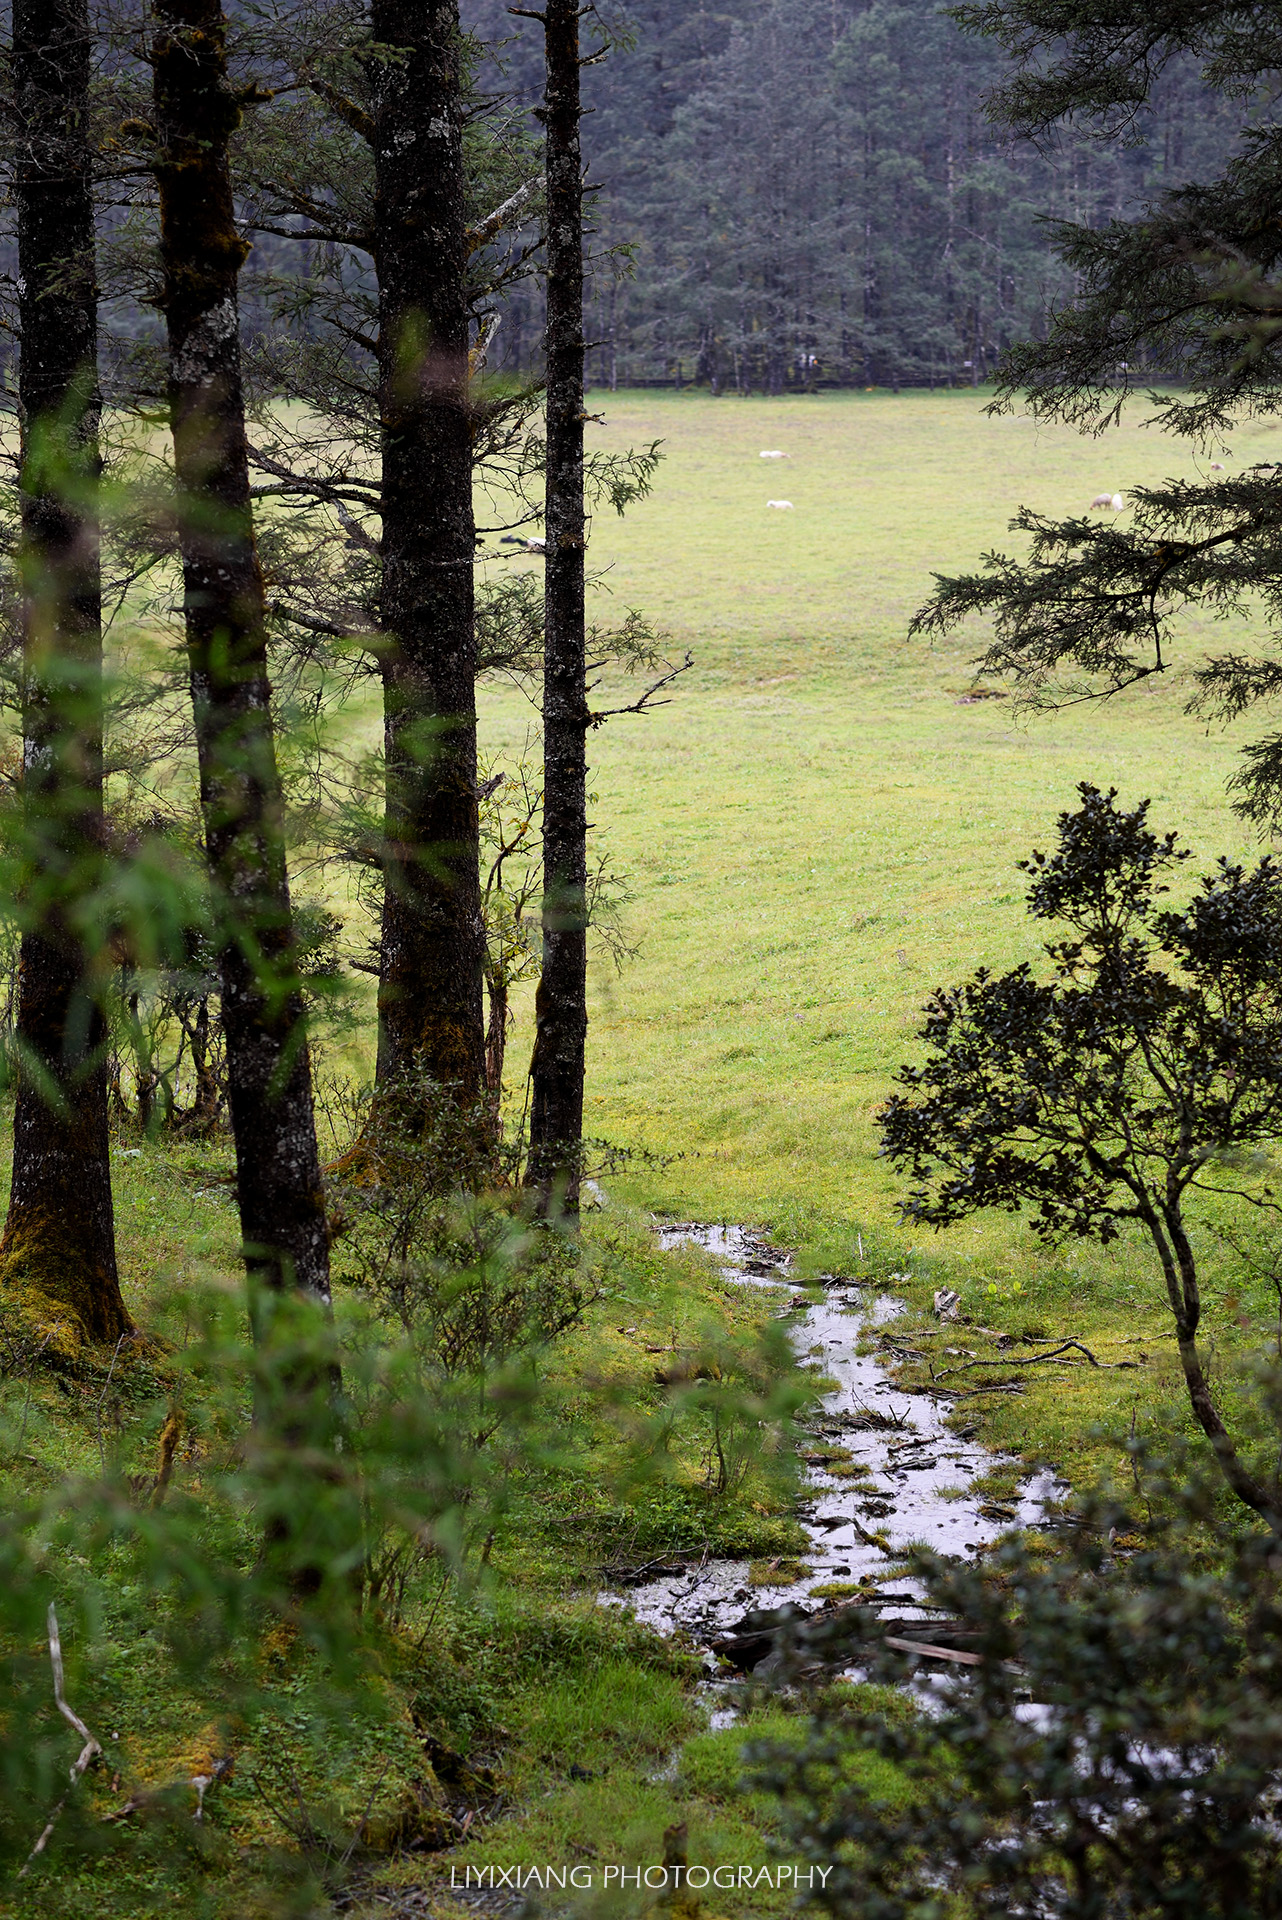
[880,783,1282,1528]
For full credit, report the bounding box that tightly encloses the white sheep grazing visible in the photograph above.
[1210,461,1226,471]
[766,499,794,509]
[1089,492,1125,510]
[759,449,790,459]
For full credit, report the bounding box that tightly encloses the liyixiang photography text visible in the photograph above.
[448,1865,836,1892]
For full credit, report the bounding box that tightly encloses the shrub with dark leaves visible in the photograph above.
[880,784,1282,1526]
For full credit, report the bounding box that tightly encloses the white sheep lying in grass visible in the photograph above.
[759,449,790,458]
[1089,491,1125,510]
[766,499,794,509]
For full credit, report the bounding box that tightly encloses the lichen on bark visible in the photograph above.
[371,0,486,1105]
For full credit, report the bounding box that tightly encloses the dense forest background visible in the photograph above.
[463,0,1244,391]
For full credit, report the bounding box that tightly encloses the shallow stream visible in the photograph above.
[602,1223,1056,1654]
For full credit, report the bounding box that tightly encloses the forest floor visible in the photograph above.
[7,389,1282,1916]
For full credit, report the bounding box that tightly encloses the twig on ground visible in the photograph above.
[19,1604,104,1878]
[107,1754,234,1824]
[95,1333,128,1474]
[931,1340,1102,1383]
[340,1758,393,1869]
[934,1382,1028,1400]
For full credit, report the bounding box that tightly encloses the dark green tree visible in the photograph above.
[232,9,669,1142]
[914,0,1282,819]
[524,0,589,1211]
[225,0,548,1113]
[368,0,488,1102]
[466,0,1240,391]
[880,784,1282,1528]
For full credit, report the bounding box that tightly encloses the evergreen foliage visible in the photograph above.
[466,0,1241,389]
[915,0,1282,819]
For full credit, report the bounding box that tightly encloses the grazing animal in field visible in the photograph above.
[1210,462,1226,471]
[1089,491,1125,510]
[759,449,790,458]
[500,534,546,553]
[766,499,794,509]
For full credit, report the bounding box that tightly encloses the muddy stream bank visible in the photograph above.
[601,1223,1058,1677]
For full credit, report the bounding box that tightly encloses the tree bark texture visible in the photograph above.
[370,0,485,1100]
[153,0,331,1312]
[1,0,129,1346]
[1146,1201,1282,1529]
[528,0,588,1211]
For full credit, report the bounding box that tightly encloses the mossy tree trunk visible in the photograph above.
[528,0,588,1214]
[370,0,486,1103]
[152,0,331,1316]
[1,0,130,1347]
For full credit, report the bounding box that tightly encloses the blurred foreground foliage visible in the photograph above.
[0,1164,810,1913]
[762,1429,1282,1919]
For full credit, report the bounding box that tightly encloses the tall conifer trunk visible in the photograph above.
[528,0,588,1211]
[371,0,485,1101]
[153,0,331,1314]
[1,0,129,1346]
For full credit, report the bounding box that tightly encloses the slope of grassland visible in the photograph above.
[479,388,1282,1496]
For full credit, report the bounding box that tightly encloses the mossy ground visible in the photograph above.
[0,1132,871,1920]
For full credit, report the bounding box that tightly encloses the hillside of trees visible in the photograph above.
[465,0,1244,391]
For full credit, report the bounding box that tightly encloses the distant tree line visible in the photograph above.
[466,0,1243,391]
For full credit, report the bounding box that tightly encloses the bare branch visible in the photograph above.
[19,1605,104,1879]
[270,600,380,647]
[589,650,694,726]
[466,175,543,256]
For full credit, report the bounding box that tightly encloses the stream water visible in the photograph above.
[601,1222,1058,1655]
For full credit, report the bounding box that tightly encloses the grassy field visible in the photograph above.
[494,388,1275,1220]
[477,387,1282,1494]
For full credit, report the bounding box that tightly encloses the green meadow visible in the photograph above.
[482,387,1282,1493]
[514,388,1276,1223]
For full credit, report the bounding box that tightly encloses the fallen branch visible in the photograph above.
[850,1515,895,1553]
[599,1555,702,1586]
[884,1635,984,1666]
[19,1604,103,1878]
[847,1399,913,1431]
[931,1340,1102,1383]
